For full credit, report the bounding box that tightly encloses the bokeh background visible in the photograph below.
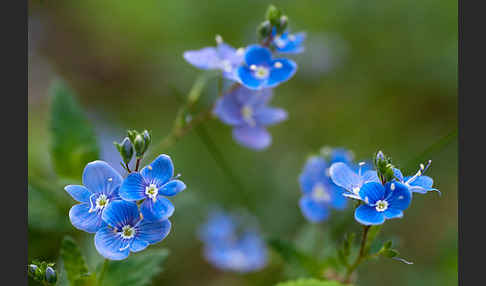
[28,0,457,285]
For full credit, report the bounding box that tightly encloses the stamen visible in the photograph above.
[108,177,113,182]
[390,183,396,191]
[375,200,388,212]
[120,225,136,239]
[215,34,223,45]
[148,165,153,170]
[145,184,159,202]
[274,61,283,68]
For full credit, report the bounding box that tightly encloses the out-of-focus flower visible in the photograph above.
[214,86,287,150]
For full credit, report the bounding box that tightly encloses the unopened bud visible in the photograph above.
[142,130,151,153]
[257,20,272,40]
[45,266,57,284]
[133,134,145,158]
[265,4,282,26]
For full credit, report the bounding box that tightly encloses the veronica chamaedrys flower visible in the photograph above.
[355,181,412,225]
[95,200,171,260]
[273,31,306,53]
[65,161,123,233]
[119,154,186,221]
[198,211,267,273]
[329,161,380,200]
[213,86,287,150]
[298,156,348,222]
[237,45,297,89]
[393,161,440,194]
[183,35,244,81]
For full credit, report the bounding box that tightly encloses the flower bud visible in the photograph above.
[127,129,138,143]
[257,20,272,40]
[114,137,134,165]
[133,134,145,158]
[276,15,288,34]
[142,130,151,154]
[265,4,282,26]
[45,266,57,284]
[28,264,38,277]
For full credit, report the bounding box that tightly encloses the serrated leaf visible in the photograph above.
[49,79,99,179]
[60,236,91,284]
[275,278,350,286]
[102,249,169,286]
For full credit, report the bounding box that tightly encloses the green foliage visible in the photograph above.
[363,225,382,256]
[28,260,57,285]
[60,236,95,285]
[275,278,350,286]
[28,184,70,232]
[102,249,169,286]
[337,233,355,267]
[49,79,99,180]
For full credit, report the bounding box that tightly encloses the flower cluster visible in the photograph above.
[65,153,186,260]
[198,210,267,273]
[329,151,439,225]
[184,7,304,150]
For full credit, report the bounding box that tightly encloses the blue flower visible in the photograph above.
[119,154,186,221]
[237,45,297,89]
[95,200,171,260]
[393,164,440,194]
[198,211,267,273]
[273,31,306,53]
[214,86,287,150]
[298,152,355,223]
[354,181,412,225]
[183,35,244,81]
[65,161,123,233]
[329,161,380,200]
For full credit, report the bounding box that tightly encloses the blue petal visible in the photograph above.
[266,58,297,87]
[119,173,147,201]
[82,161,122,195]
[330,148,354,164]
[94,227,130,260]
[385,182,412,211]
[355,205,385,225]
[69,203,105,233]
[244,45,272,66]
[275,32,306,53]
[359,182,385,205]
[299,196,329,223]
[362,170,380,184]
[298,156,329,194]
[136,219,171,244]
[217,43,244,66]
[198,211,236,244]
[237,66,265,89]
[232,126,271,150]
[140,197,175,221]
[213,91,245,126]
[405,175,439,194]
[183,47,220,70]
[329,162,362,193]
[393,168,404,181]
[159,180,186,196]
[102,200,140,229]
[129,238,149,253]
[140,155,174,187]
[383,208,404,219]
[330,187,348,210]
[65,185,91,203]
[254,107,287,126]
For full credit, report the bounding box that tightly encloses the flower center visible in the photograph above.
[89,194,109,213]
[375,200,389,212]
[221,60,232,72]
[241,106,256,126]
[120,225,135,239]
[250,65,270,79]
[312,183,331,202]
[145,184,159,202]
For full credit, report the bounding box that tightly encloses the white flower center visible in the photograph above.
[375,200,389,212]
[250,65,270,79]
[241,106,256,126]
[145,184,159,202]
[312,183,331,202]
[89,194,109,213]
[120,225,135,239]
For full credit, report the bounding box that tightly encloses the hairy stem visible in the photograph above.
[344,225,371,283]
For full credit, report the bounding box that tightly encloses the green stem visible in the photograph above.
[97,259,109,286]
[344,225,371,283]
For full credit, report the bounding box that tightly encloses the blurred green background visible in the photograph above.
[28,0,457,285]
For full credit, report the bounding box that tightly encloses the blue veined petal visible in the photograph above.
[330,148,354,164]
[69,203,105,233]
[298,156,328,194]
[94,227,130,260]
[355,205,385,225]
[266,58,297,88]
[237,66,265,90]
[383,208,404,219]
[135,219,171,244]
[393,168,404,182]
[385,182,412,211]
[102,200,140,229]
[129,238,149,253]
[140,154,174,187]
[299,195,329,223]
[159,180,186,196]
[362,170,380,184]
[244,45,272,66]
[140,197,175,221]
[359,182,385,205]
[329,187,348,210]
[275,32,306,53]
[254,107,287,126]
[405,175,439,194]
[232,126,271,150]
[82,161,122,195]
[183,47,220,70]
[329,162,362,193]
[213,92,245,126]
[217,43,244,66]
[65,185,91,203]
[119,173,147,201]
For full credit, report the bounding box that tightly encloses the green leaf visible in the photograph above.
[275,278,350,286]
[102,249,169,286]
[380,249,399,258]
[60,236,92,284]
[49,79,99,179]
[363,225,382,256]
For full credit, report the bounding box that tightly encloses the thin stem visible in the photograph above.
[344,225,371,283]
[97,259,109,286]
[125,162,131,173]
[135,158,141,172]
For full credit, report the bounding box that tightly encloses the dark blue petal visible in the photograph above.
[65,185,91,203]
[82,161,122,195]
[94,227,130,260]
[385,182,412,211]
[102,200,140,229]
[393,168,404,181]
[299,196,329,223]
[354,205,385,225]
[69,203,105,233]
[183,47,220,70]
[267,58,297,87]
[119,173,147,201]
[254,107,287,126]
[298,156,329,194]
[359,182,385,205]
[129,238,149,253]
[140,197,174,221]
[329,162,362,193]
[244,45,272,65]
[140,155,174,187]
[237,66,265,90]
[136,219,171,244]
[232,126,271,150]
[159,180,186,196]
